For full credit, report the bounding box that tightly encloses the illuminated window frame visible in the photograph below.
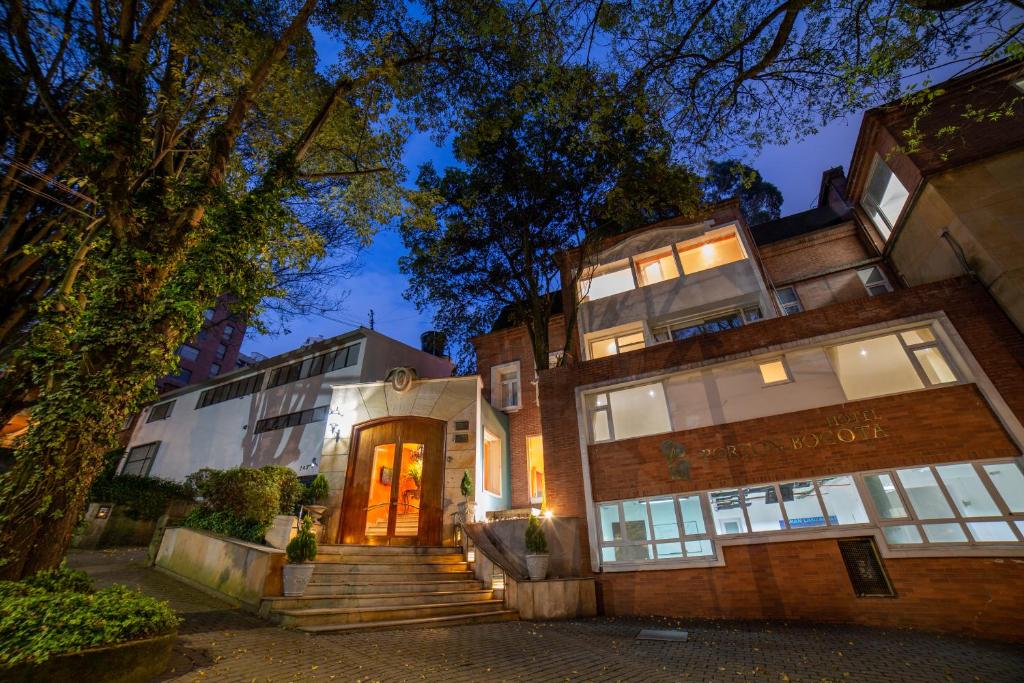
[482,430,502,497]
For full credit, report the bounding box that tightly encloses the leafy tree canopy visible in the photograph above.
[702,160,784,225]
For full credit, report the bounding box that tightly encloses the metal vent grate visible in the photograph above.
[838,538,895,597]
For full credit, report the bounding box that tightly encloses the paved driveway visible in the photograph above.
[69,548,1023,682]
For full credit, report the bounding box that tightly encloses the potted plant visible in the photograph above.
[456,470,476,523]
[524,514,549,580]
[302,474,330,522]
[282,515,318,596]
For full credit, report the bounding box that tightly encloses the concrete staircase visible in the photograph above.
[261,545,517,633]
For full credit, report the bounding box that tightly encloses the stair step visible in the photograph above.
[318,544,456,556]
[273,600,507,627]
[311,565,471,573]
[312,553,466,565]
[296,610,519,633]
[260,589,495,615]
[303,580,484,596]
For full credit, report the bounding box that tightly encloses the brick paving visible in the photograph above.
[69,548,1024,683]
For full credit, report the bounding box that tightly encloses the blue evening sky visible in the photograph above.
[240,24,978,358]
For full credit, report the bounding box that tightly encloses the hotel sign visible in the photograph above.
[662,409,889,479]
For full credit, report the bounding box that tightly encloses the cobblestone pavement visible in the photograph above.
[69,548,1024,683]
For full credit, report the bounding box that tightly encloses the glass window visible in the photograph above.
[982,463,1024,513]
[608,383,671,440]
[913,347,956,385]
[178,345,200,361]
[492,362,521,410]
[935,464,1000,517]
[678,495,706,535]
[147,401,174,423]
[655,542,683,559]
[862,155,909,240]
[649,498,679,540]
[590,330,646,359]
[599,504,621,541]
[857,266,892,296]
[900,328,935,345]
[817,476,869,525]
[621,500,651,542]
[223,325,234,340]
[828,334,924,400]
[743,485,785,532]
[709,489,747,535]
[203,308,214,321]
[684,539,714,556]
[209,363,221,376]
[967,521,1018,543]
[864,473,908,519]
[897,467,954,519]
[581,263,635,301]
[215,344,227,360]
[483,431,502,496]
[758,359,790,385]
[634,248,680,287]
[121,442,159,477]
[780,481,826,528]
[677,227,747,275]
[883,525,923,545]
[776,286,802,315]
[921,523,968,543]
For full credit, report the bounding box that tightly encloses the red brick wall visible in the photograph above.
[538,278,1024,639]
[473,316,566,509]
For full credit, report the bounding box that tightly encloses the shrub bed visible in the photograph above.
[90,474,195,520]
[0,566,179,667]
[181,465,302,543]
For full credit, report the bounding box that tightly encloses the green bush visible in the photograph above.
[89,474,194,521]
[460,470,473,497]
[180,508,271,544]
[303,474,330,505]
[261,465,303,514]
[286,516,318,563]
[22,565,93,595]
[525,515,548,554]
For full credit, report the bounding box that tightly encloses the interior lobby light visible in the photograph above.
[544,510,554,519]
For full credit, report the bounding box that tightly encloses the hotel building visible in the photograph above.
[473,61,1024,640]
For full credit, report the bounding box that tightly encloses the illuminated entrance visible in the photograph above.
[339,418,445,545]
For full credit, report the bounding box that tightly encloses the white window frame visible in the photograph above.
[757,357,792,387]
[857,266,893,297]
[490,361,522,411]
[586,381,672,443]
[579,259,636,302]
[596,494,717,569]
[775,286,802,315]
[861,154,910,241]
[588,328,646,359]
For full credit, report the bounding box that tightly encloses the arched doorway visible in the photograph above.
[339,418,445,545]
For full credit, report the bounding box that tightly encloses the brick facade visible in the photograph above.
[538,278,1024,640]
[473,316,566,509]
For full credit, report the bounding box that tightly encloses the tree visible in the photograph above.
[585,0,1021,156]
[0,0,493,579]
[400,55,701,372]
[702,160,783,225]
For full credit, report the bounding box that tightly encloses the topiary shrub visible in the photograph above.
[460,470,473,497]
[525,514,548,555]
[286,516,318,563]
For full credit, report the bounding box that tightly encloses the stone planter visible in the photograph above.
[282,563,315,596]
[304,505,327,522]
[457,500,477,524]
[0,631,176,683]
[525,553,550,580]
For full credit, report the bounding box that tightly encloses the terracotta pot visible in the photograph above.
[525,553,549,580]
[282,563,315,596]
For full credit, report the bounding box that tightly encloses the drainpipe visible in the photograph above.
[939,229,976,279]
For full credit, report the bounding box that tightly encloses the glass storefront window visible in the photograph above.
[599,504,621,541]
[678,495,706,535]
[709,489,746,535]
[621,501,650,542]
[817,475,869,525]
[896,467,954,519]
[649,498,679,540]
[780,481,826,528]
[864,473,907,519]
[935,463,1000,517]
[743,485,785,532]
[884,525,923,545]
[967,521,1017,543]
[921,523,968,543]
[982,463,1024,513]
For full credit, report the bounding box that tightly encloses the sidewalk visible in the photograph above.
[69,548,1024,682]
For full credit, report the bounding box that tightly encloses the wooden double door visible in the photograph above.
[339,418,445,545]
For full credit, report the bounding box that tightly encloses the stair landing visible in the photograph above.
[262,544,516,633]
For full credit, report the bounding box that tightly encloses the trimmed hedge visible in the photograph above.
[181,508,271,544]
[90,474,194,521]
[0,567,179,666]
[181,465,302,543]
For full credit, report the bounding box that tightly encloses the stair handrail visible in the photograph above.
[457,520,528,581]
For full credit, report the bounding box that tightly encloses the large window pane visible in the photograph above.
[896,467,954,519]
[966,521,1017,543]
[635,248,679,287]
[884,525,923,545]
[655,542,683,559]
[599,504,620,541]
[982,463,1024,513]
[744,485,785,532]
[709,490,747,534]
[678,495,706,535]
[608,383,671,440]
[863,156,909,240]
[913,347,956,385]
[864,474,907,519]
[678,228,747,275]
[921,523,968,543]
[828,334,924,400]
[935,464,1000,517]
[684,539,713,556]
[583,265,634,301]
[621,501,650,542]
[649,498,680,540]
[817,476,869,525]
[780,482,826,528]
